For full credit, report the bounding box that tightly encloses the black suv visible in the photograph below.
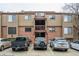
[11,36,30,51]
[34,37,47,50]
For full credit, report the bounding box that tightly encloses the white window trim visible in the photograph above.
[8,15,16,22]
[8,15,13,22]
[25,15,31,20]
[64,27,72,34]
[48,15,55,20]
[48,27,55,32]
[35,13,45,16]
[64,15,72,22]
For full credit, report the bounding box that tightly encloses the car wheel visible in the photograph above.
[0,46,4,51]
[28,44,30,46]
[44,48,47,50]
[53,48,55,51]
[34,47,36,50]
[25,47,28,51]
[64,49,68,51]
[50,45,52,47]
[12,48,15,51]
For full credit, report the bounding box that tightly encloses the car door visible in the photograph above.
[75,41,79,50]
[2,39,9,48]
[6,40,11,47]
[1,39,6,48]
[71,41,79,50]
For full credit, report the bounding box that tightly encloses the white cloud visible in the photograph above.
[0,3,64,12]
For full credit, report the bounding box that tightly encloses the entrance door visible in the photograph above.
[35,32,45,37]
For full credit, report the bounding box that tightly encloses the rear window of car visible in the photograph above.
[73,41,79,44]
[1,39,8,41]
[16,37,26,41]
[55,40,66,42]
[36,37,44,41]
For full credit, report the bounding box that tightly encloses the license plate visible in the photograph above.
[60,45,64,47]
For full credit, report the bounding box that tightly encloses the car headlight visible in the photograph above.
[54,44,58,47]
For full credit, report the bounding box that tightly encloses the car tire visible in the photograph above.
[12,48,15,51]
[0,46,4,51]
[25,47,28,51]
[34,47,36,50]
[53,48,55,51]
[44,48,47,50]
[64,49,68,51]
[50,44,51,47]
[39,41,45,47]
[28,44,30,46]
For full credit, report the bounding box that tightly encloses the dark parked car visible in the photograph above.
[11,36,30,51]
[34,37,47,50]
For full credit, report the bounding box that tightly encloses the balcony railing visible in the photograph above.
[35,25,45,30]
[34,16,46,20]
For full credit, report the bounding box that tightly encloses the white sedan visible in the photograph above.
[0,38,11,51]
[51,39,69,51]
[70,40,79,50]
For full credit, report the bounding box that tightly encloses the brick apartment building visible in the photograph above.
[0,11,79,43]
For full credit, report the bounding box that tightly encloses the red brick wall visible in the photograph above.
[18,27,35,43]
[47,26,62,40]
[1,26,7,38]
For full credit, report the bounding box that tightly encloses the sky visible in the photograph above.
[0,3,65,12]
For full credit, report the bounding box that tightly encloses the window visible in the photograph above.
[24,15,32,20]
[48,15,55,20]
[64,15,72,22]
[35,13,45,16]
[48,27,55,32]
[64,27,72,34]
[8,27,16,34]
[25,28,31,32]
[8,15,16,22]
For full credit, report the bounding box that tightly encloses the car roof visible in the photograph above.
[54,37,65,39]
[16,36,29,38]
[74,40,79,42]
[0,38,6,40]
[36,37,44,38]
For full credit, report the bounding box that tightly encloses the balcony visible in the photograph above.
[34,16,46,20]
[35,25,45,30]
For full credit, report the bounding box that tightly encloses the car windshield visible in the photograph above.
[16,37,26,41]
[36,37,44,42]
[55,40,66,42]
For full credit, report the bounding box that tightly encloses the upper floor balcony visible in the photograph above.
[35,25,45,30]
[34,12,46,20]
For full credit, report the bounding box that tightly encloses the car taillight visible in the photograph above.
[25,44,27,46]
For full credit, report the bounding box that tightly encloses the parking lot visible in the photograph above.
[0,44,79,56]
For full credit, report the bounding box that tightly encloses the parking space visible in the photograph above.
[0,44,79,56]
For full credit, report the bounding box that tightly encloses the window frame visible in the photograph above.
[24,15,32,20]
[48,15,55,20]
[8,27,16,34]
[25,27,31,32]
[35,13,45,16]
[64,15,72,22]
[64,27,72,35]
[8,15,16,22]
[48,27,56,32]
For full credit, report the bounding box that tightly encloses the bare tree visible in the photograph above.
[63,3,79,14]
[63,3,79,39]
